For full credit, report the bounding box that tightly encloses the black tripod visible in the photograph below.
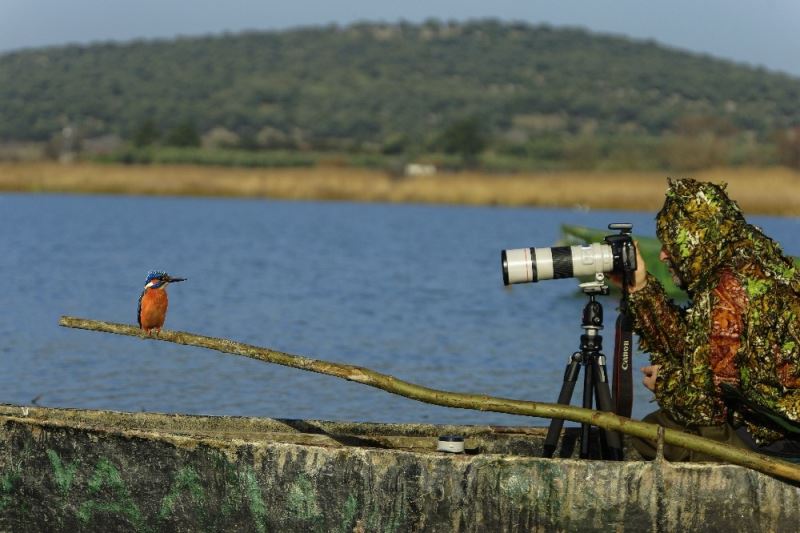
[542,275,624,460]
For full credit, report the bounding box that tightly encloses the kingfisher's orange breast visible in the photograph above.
[139,288,169,330]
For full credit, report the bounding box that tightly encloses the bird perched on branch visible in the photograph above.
[137,270,186,335]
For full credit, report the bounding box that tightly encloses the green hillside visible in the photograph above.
[2,20,799,170]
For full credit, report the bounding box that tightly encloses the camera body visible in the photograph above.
[502,223,637,285]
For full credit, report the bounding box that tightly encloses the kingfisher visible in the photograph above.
[137,270,186,335]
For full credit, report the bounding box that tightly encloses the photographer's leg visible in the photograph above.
[631,410,691,461]
[632,410,750,462]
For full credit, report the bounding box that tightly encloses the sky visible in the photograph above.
[2,0,799,77]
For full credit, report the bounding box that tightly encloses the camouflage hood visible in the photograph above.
[655,178,797,294]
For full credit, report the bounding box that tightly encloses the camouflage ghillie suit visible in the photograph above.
[628,178,800,444]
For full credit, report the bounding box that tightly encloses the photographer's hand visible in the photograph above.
[641,364,660,392]
[610,240,648,292]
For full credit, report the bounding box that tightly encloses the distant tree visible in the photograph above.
[164,121,201,148]
[201,126,240,149]
[439,118,486,166]
[658,135,727,171]
[775,127,800,169]
[381,133,410,155]
[673,115,737,138]
[131,119,160,147]
[237,131,260,151]
[562,136,600,170]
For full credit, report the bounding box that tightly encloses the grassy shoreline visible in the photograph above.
[2,161,799,216]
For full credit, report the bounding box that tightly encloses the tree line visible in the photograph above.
[1,20,799,170]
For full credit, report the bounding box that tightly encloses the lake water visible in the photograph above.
[2,193,798,427]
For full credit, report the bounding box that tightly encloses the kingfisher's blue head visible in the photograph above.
[144,270,187,289]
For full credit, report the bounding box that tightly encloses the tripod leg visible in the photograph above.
[592,358,624,460]
[542,356,581,458]
[580,359,594,458]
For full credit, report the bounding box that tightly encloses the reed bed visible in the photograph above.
[1,162,798,215]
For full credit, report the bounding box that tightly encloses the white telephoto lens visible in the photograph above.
[502,243,615,284]
[570,243,614,277]
[502,248,536,284]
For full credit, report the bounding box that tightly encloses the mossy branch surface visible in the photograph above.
[59,315,800,483]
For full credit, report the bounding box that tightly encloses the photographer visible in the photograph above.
[622,178,800,461]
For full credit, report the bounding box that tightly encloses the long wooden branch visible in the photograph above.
[59,315,800,483]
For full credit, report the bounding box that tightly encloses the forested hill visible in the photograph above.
[2,20,799,155]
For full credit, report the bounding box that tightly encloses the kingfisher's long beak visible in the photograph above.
[167,276,187,283]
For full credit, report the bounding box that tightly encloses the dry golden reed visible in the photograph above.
[1,162,798,215]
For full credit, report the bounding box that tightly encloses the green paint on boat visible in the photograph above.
[77,458,147,532]
[47,449,77,495]
[159,466,205,520]
[339,493,359,533]
[0,470,19,512]
[287,474,321,522]
[243,466,268,533]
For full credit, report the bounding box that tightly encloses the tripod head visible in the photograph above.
[579,272,609,296]
[578,273,607,333]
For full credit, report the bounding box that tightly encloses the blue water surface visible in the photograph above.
[1,193,798,426]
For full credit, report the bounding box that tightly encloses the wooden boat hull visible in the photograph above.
[0,404,798,531]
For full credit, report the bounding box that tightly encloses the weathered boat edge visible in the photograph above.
[1,404,797,532]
